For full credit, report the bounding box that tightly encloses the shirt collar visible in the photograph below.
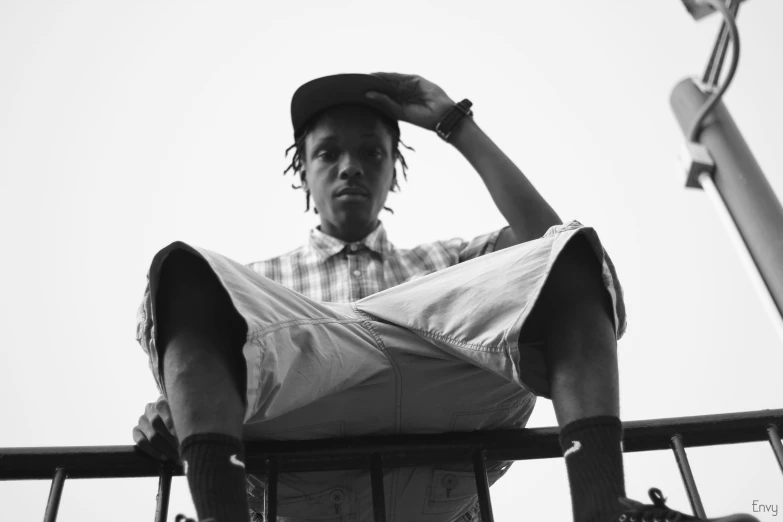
[308,220,391,260]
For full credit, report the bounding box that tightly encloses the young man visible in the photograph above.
[133,73,758,522]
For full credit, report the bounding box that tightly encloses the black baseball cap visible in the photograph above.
[290,73,400,141]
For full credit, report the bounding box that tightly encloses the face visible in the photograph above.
[301,104,396,243]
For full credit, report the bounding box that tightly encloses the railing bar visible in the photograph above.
[5,409,783,480]
[265,457,278,522]
[768,424,783,477]
[472,447,494,522]
[670,434,707,519]
[369,454,387,522]
[2,410,783,481]
[42,467,67,522]
[154,465,172,522]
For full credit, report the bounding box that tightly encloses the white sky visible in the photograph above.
[1,1,782,520]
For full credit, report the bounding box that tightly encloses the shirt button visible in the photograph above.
[352,270,361,277]
[350,244,358,251]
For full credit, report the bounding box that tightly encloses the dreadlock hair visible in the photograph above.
[283,107,415,215]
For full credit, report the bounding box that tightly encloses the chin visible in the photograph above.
[335,207,374,221]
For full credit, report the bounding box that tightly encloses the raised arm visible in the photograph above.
[449,116,562,247]
[365,72,562,249]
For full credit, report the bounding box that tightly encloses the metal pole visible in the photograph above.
[698,172,783,343]
[265,457,278,522]
[370,454,387,522]
[43,467,67,522]
[472,448,494,522]
[670,434,707,519]
[768,425,783,477]
[154,465,172,522]
[671,78,783,337]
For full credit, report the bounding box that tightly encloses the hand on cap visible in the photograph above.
[365,73,456,132]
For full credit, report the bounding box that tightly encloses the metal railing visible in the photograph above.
[2,408,782,522]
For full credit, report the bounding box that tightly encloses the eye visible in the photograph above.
[317,150,338,161]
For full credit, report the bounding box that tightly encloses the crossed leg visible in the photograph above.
[518,232,619,424]
[155,249,251,522]
[518,233,624,522]
[156,248,248,441]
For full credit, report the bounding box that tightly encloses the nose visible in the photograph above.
[338,153,364,179]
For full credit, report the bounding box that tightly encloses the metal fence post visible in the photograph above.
[265,457,278,522]
[670,434,707,519]
[43,467,67,522]
[370,454,387,522]
[472,447,494,522]
[154,465,172,522]
[768,425,783,477]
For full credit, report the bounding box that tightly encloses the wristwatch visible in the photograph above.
[435,99,473,142]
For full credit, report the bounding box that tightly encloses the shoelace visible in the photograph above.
[617,488,689,522]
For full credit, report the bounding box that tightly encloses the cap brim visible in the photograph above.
[291,73,399,139]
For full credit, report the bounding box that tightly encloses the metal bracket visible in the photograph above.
[680,0,747,20]
[678,140,715,189]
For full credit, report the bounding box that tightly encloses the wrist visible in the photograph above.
[434,99,473,142]
[448,115,480,151]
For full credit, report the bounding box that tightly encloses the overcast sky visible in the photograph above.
[1,1,782,520]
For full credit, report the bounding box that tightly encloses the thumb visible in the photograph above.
[365,91,403,119]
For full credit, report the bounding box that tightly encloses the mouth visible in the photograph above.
[335,188,370,198]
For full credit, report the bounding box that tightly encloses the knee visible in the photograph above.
[540,234,613,320]
[156,249,245,340]
[547,235,604,295]
[158,250,215,297]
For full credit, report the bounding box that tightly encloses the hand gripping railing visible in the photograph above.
[1,409,782,522]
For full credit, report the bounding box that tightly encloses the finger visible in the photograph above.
[154,398,177,438]
[369,71,398,80]
[149,435,181,463]
[132,426,169,461]
[369,72,410,83]
[370,72,421,90]
[365,92,404,119]
[149,426,180,461]
[139,414,179,461]
[149,400,178,445]
[150,412,179,452]
[370,73,418,100]
[144,401,158,420]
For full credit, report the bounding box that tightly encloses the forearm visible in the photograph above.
[449,117,562,244]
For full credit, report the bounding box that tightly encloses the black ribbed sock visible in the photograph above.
[559,416,626,522]
[179,433,250,522]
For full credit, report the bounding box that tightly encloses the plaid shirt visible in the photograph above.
[246,220,507,302]
[245,220,507,522]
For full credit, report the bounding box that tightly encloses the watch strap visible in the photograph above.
[435,99,473,142]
